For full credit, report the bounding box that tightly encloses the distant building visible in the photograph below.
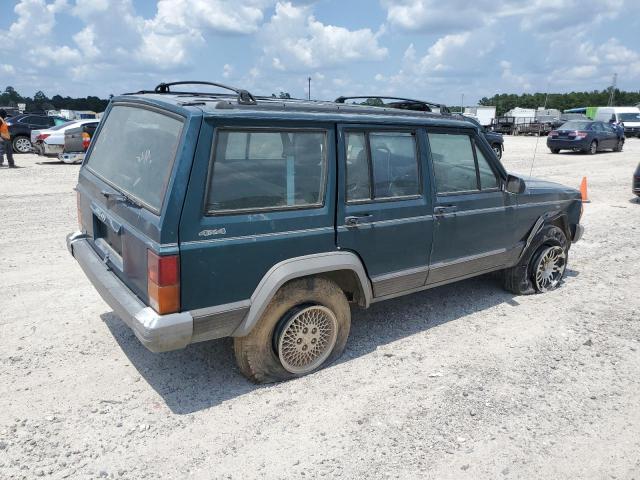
[463,106,496,126]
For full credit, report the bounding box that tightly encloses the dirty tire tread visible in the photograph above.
[502,225,569,295]
[234,277,350,384]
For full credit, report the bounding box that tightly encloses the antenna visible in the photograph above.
[529,90,550,178]
[607,73,617,106]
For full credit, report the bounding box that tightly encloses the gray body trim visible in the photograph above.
[231,251,373,337]
[371,266,429,297]
[68,232,371,348]
[66,232,193,352]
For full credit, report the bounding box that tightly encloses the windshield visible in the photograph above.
[618,112,640,122]
[86,105,184,214]
[560,121,592,130]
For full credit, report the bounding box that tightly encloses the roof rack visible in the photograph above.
[334,96,450,115]
[129,81,257,105]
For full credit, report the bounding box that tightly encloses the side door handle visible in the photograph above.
[434,205,457,217]
[345,214,372,227]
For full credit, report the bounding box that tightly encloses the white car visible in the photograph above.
[31,119,97,157]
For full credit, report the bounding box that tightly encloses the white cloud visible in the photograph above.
[152,0,267,35]
[383,0,626,34]
[1,64,16,75]
[222,64,234,78]
[7,0,68,41]
[549,38,640,86]
[261,2,388,71]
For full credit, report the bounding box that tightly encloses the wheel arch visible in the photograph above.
[519,211,570,261]
[232,251,373,337]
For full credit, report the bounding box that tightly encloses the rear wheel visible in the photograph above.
[614,139,624,152]
[550,148,560,154]
[234,277,350,383]
[12,135,32,154]
[503,224,569,295]
[586,140,597,155]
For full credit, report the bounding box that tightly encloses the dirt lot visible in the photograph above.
[1,136,639,480]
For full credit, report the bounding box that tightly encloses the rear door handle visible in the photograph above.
[345,214,372,227]
[434,205,457,216]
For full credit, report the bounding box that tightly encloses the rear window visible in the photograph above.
[86,105,183,213]
[560,121,592,130]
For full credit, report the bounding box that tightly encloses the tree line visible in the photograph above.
[0,86,110,113]
[478,89,640,116]
[3,85,640,117]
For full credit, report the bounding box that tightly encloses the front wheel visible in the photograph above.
[503,225,569,295]
[491,144,502,160]
[234,277,350,383]
[614,140,624,152]
[550,148,560,154]
[12,135,32,154]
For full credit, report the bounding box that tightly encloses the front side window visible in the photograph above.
[475,146,499,190]
[345,130,420,202]
[207,130,326,213]
[428,133,478,193]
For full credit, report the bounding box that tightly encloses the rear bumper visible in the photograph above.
[66,231,193,352]
[572,224,584,243]
[547,138,590,150]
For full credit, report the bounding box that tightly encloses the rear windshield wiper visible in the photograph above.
[101,190,142,209]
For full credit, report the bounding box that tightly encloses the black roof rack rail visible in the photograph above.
[129,81,257,105]
[334,96,450,114]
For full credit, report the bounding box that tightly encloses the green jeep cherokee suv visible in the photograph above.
[67,82,584,383]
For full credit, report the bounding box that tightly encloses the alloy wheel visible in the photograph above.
[533,246,566,292]
[14,137,32,153]
[276,305,338,374]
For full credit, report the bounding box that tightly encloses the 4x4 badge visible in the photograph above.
[199,228,226,237]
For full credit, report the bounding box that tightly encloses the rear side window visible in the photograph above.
[86,105,183,213]
[207,130,326,213]
[345,131,420,202]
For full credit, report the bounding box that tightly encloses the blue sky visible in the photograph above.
[1,0,639,105]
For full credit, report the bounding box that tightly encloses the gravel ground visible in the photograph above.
[1,136,639,480]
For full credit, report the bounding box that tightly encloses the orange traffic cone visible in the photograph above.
[580,177,590,203]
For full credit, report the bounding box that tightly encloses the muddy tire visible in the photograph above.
[234,277,350,383]
[502,225,569,295]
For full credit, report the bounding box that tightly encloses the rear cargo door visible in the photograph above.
[76,101,200,304]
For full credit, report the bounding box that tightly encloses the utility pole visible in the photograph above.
[607,73,617,106]
[308,77,311,100]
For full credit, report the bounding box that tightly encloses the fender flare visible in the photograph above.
[231,251,373,337]
[518,210,569,261]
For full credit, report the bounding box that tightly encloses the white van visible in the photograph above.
[594,106,640,137]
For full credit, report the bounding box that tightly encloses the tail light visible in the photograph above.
[574,131,588,139]
[37,133,50,141]
[82,132,90,151]
[548,130,558,137]
[147,250,180,315]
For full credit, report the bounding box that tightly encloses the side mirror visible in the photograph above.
[506,174,526,194]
